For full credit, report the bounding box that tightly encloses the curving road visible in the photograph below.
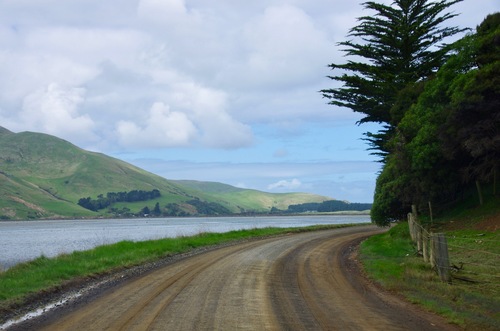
[19,225,455,330]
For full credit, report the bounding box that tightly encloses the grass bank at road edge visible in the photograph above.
[0,223,361,318]
[360,221,499,330]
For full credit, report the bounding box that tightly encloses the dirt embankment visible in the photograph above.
[6,226,457,331]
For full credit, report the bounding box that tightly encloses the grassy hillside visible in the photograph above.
[174,180,330,211]
[0,128,330,220]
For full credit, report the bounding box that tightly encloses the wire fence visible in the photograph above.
[407,211,499,283]
[448,236,500,243]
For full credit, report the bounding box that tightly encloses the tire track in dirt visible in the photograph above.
[36,240,272,331]
[9,225,457,331]
[109,242,263,331]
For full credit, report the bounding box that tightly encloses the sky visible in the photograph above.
[0,1,497,203]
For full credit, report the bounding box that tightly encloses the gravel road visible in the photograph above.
[8,225,457,330]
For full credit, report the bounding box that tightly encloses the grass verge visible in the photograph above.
[0,223,357,316]
[360,207,499,330]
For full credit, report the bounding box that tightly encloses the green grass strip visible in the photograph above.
[360,223,416,286]
[0,224,357,310]
[360,222,500,330]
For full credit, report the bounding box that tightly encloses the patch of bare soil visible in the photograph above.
[8,196,46,213]
[437,209,500,233]
[473,213,500,232]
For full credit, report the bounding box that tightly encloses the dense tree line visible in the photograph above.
[186,199,232,215]
[163,203,189,217]
[323,0,499,225]
[371,13,499,225]
[162,199,231,216]
[78,189,161,211]
[287,200,372,213]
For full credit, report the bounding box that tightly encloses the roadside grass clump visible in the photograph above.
[0,223,357,315]
[360,198,500,330]
[360,223,416,286]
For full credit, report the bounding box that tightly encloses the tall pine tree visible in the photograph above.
[321,0,465,158]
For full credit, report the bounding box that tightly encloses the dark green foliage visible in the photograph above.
[162,200,231,217]
[441,13,500,183]
[153,202,161,215]
[321,0,465,157]
[164,203,188,217]
[109,207,132,217]
[270,207,281,214]
[452,62,500,182]
[371,12,499,225]
[476,13,500,66]
[141,206,151,216]
[186,199,232,216]
[287,200,372,213]
[78,189,161,211]
[370,159,406,226]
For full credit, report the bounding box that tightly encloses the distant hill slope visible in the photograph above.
[0,127,330,220]
[173,180,331,211]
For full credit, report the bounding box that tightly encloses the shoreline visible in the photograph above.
[0,210,371,222]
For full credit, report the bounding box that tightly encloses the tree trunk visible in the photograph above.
[475,180,484,205]
[428,201,433,227]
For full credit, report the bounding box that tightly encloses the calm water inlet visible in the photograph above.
[0,215,370,269]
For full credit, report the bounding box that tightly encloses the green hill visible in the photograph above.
[173,180,331,211]
[0,127,330,220]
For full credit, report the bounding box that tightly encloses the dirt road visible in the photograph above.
[12,225,456,330]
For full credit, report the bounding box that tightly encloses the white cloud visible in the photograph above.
[25,27,148,66]
[0,52,98,104]
[12,83,98,143]
[268,178,302,191]
[0,27,148,102]
[116,102,197,148]
[137,0,204,44]
[218,4,333,91]
[137,0,195,24]
[0,0,377,149]
[168,82,254,149]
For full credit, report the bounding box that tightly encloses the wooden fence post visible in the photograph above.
[422,230,429,263]
[408,213,415,242]
[429,232,435,268]
[416,223,422,253]
[411,204,418,220]
[431,233,451,283]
